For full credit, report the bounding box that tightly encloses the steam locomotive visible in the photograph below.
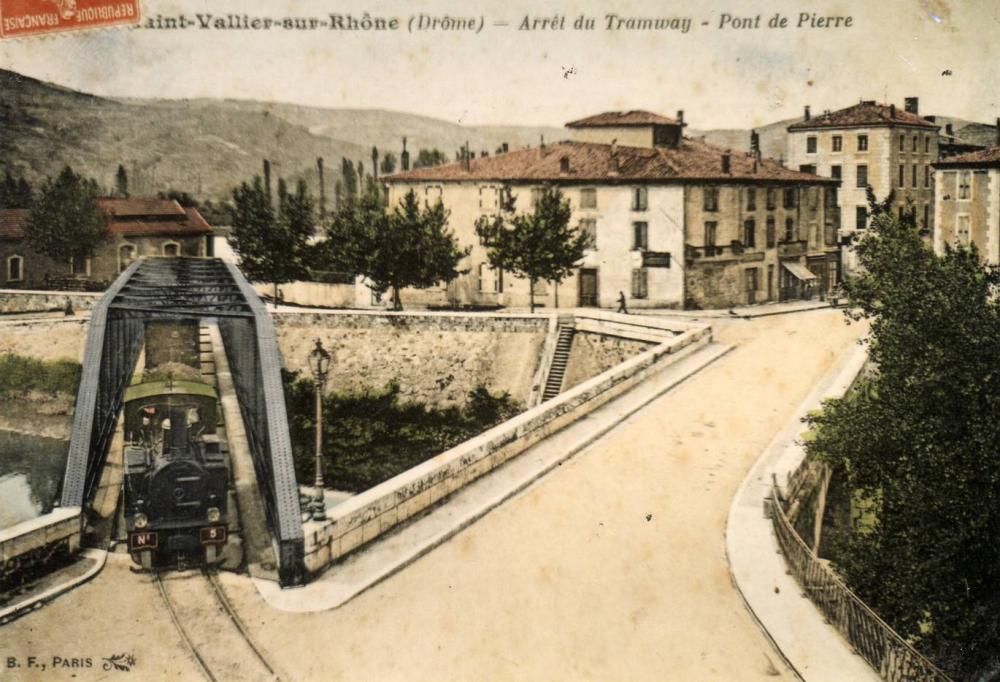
[122,375,230,569]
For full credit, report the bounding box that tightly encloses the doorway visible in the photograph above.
[578,268,599,307]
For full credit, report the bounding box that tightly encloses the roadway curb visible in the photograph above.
[724,341,877,682]
[256,341,733,612]
[0,548,107,625]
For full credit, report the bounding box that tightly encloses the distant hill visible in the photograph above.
[0,69,562,203]
[689,116,804,162]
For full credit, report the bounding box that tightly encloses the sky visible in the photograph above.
[2,0,999,129]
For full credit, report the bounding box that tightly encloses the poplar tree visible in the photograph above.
[25,167,106,265]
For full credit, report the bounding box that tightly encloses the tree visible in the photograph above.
[475,185,592,312]
[115,164,129,198]
[414,149,448,169]
[805,188,1000,678]
[340,159,358,204]
[25,167,106,266]
[380,152,397,175]
[322,184,468,310]
[228,175,314,303]
[0,170,33,209]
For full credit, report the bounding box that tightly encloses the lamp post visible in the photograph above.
[307,339,331,521]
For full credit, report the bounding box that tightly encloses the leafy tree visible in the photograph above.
[25,167,106,265]
[158,189,198,207]
[322,184,468,310]
[115,164,129,198]
[414,148,448,169]
[805,188,1000,678]
[475,185,591,312]
[228,175,313,303]
[380,152,397,175]
[0,170,33,209]
[340,159,358,204]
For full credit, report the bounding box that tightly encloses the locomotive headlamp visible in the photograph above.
[207,507,221,523]
[134,513,149,529]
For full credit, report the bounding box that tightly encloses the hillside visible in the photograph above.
[0,69,561,203]
[689,116,803,161]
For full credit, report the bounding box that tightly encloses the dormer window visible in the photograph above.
[559,156,570,174]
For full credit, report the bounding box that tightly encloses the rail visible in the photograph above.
[769,482,952,682]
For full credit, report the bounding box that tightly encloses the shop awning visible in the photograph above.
[782,262,818,281]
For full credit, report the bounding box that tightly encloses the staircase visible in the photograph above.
[542,326,576,402]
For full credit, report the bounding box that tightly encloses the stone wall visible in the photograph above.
[273,311,549,407]
[0,290,101,315]
[562,331,654,391]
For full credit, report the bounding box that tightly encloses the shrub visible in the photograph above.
[0,354,81,396]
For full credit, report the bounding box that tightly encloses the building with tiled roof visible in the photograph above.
[1,197,211,289]
[382,111,841,310]
[932,146,1000,263]
[787,98,941,274]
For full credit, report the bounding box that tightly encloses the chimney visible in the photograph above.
[401,137,410,171]
[804,105,811,121]
[890,104,896,119]
[749,129,760,160]
[905,97,919,114]
[560,156,570,174]
[946,123,954,137]
[502,142,509,153]
[676,110,685,126]
[464,141,471,170]
[721,150,731,174]
[263,159,272,204]
[610,138,618,157]
[540,134,546,156]
[317,157,326,221]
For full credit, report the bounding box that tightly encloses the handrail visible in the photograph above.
[770,482,952,682]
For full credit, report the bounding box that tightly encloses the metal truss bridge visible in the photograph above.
[61,258,304,586]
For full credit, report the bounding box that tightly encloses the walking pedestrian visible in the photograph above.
[617,291,628,314]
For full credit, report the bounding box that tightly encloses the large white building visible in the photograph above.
[383,110,840,310]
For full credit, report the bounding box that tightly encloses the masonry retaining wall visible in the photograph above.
[0,290,102,315]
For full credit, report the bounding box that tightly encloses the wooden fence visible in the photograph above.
[770,482,952,682]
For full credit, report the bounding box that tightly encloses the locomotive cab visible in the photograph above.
[122,379,230,569]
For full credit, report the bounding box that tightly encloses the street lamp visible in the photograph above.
[307,338,331,521]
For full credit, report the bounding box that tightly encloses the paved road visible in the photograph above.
[2,309,864,682]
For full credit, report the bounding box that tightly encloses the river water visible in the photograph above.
[0,429,68,528]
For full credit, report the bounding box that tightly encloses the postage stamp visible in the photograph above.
[0,0,139,38]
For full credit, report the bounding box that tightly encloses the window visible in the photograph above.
[958,171,972,200]
[425,185,443,202]
[799,164,817,174]
[479,186,499,212]
[163,242,180,257]
[857,134,869,151]
[924,137,930,154]
[898,165,905,188]
[899,135,905,152]
[912,136,918,152]
[704,221,718,254]
[579,218,597,247]
[580,187,597,209]
[118,244,136,273]
[496,269,504,293]
[632,186,648,211]
[766,216,776,247]
[743,219,756,248]
[924,166,930,188]
[703,186,719,212]
[806,136,817,154]
[830,165,842,180]
[766,188,776,210]
[68,255,91,277]
[6,255,23,282]
[477,263,488,293]
[923,204,930,229]
[783,188,796,209]
[630,268,648,299]
[632,221,648,250]
[746,188,756,211]
[784,217,796,242]
[856,206,868,230]
[832,136,842,152]
[856,164,868,188]
[912,164,918,188]
[956,214,971,246]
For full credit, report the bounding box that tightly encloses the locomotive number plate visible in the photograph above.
[200,526,227,545]
[129,532,159,550]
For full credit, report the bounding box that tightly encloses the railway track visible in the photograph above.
[154,570,280,682]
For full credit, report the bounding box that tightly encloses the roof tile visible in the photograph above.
[788,101,938,131]
[566,111,680,128]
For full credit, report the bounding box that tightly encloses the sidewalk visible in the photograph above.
[726,340,878,682]
[254,340,733,612]
[0,548,107,625]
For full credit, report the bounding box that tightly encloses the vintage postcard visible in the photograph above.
[0,1,997,680]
